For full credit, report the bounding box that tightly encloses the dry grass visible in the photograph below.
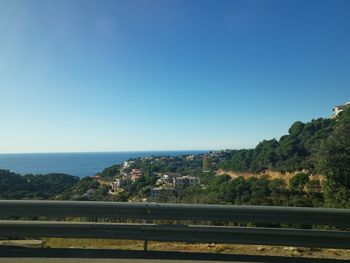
[44,238,144,250]
[42,238,350,260]
[217,169,325,186]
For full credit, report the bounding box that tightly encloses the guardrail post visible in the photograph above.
[144,206,152,252]
[143,239,148,251]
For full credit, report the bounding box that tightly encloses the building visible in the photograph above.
[110,177,126,192]
[110,181,117,192]
[332,102,350,118]
[173,176,199,190]
[131,169,143,181]
[163,172,182,184]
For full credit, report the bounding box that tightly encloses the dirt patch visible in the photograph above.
[217,169,325,184]
[0,240,43,248]
[42,238,350,260]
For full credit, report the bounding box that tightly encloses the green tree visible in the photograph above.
[97,165,121,178]
[317,107,350,208]
[317,108,350,189]
[289,173,309,191]
[268,179,288,206]
[250,178,271,205]
[203,155,211,171]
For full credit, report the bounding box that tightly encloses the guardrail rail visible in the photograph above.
[0,200,349,261]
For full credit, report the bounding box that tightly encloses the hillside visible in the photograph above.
[219,118,334,174]
[0,107,349,208]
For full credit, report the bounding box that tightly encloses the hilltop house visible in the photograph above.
[110,177,126,193]
[131,169,142,181]
[332,102,350,118]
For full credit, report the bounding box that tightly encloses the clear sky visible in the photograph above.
[0,0,349,153]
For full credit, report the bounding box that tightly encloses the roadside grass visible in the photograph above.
[42,238,350,260]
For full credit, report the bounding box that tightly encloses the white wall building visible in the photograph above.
[163,173,182,184]
[332,102,350,118]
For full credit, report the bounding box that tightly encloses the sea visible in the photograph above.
[0,151,207,177]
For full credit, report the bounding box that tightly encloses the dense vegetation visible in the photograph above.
[219,118,334,173]
[0,170,117,201]
[126,155,204,174]
[0,170,79,199]
[171,172,324,207]
[317,108,350,208]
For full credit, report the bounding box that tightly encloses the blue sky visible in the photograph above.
[0,0,349,153]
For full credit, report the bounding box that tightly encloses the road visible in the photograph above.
[0,260,242,263]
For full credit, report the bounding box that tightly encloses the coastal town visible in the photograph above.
[2,102,347,204]
[77,101,350,203]
[107,154,216,201]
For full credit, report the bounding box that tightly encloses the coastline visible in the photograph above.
[0,150,208,177]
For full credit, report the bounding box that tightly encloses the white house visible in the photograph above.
[332,102,350,118]
[163,172,182,184]
[110,177,126,192]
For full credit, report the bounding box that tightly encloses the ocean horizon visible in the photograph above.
[0,151,208,177]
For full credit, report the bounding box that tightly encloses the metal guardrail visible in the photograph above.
[0,200,349,253]
[1,200,350,226]
[1,221,350,249]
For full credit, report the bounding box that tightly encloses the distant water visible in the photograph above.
[0,151,207,177]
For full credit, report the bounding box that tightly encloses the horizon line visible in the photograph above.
[0,149,218,155]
